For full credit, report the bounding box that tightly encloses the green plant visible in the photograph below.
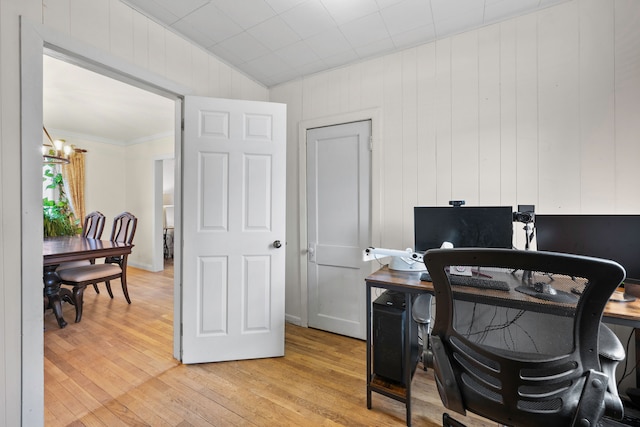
[43,166,80,237]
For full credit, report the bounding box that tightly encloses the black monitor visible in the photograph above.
[414,206,514,253]
[536,214,640,285]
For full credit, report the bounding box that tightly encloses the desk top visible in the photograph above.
[43,236,132,266]
[366,266,640,328]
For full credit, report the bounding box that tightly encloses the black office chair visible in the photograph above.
[423,248,625,427]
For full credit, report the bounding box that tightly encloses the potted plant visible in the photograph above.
[43,166,80,237]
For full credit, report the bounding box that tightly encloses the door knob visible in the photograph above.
[273,240,282,248]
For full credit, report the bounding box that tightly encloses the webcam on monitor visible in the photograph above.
[449,200,465,207]
[513,204,535,224]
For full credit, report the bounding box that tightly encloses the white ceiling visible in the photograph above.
[43,55,175,145]
[121,0,569,88]
[44,0,570,144]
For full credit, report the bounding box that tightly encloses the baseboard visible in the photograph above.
[127,260,155,271]
[285,314,302,326]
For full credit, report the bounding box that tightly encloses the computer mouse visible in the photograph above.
[533,281,557,295]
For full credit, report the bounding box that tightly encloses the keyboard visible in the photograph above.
[420,272,510,291]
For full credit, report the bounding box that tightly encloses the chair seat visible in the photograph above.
[58,264,122,282]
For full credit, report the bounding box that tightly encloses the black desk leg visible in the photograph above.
[405,292,413,426]
[366,283,372,409]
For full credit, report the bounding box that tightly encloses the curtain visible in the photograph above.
[62,151,86,224]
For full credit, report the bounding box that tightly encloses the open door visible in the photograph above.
[181,96,287,363]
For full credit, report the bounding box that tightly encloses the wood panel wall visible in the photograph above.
[271,0,640,323]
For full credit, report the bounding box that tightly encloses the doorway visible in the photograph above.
[306,120,372,340]
[43,53,176,273]
[21,21,186,423]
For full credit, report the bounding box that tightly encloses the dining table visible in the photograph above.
[43,236,133,328]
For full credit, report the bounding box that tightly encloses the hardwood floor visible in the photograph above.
[44,262,493,427]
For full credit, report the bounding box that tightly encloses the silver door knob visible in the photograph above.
[273,240,282,248]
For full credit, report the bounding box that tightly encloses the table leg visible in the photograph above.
[366,283,372,409]
[43,265,67,328]
[405,291,413,426]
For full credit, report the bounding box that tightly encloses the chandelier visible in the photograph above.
[42,127,72,165]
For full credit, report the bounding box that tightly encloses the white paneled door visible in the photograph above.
[307,120,371,340]
[182,96,286,363]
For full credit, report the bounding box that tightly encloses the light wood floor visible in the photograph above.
[44,261,493,427]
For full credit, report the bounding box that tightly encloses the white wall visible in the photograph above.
[71,138,127,220]
[65,134,174,270]
[1,0,269,424]
[125,137,174,269]
[271,0,640,329]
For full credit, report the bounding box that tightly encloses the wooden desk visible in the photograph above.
[365,266,640,426]
[43,236,132,328]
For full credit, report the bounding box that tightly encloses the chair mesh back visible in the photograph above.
[425,248,624,427]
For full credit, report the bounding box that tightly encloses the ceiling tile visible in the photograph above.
[264,0,307,13]
[354,37,395,58]
[293,58,328,76]
[269,68,304,85]
[275,40,321,67]
[434,12,484,38]
[280,0,336,39]
[322,49,360,69]
[216,32,270,63]
[375,0,405,9]
[247,15,300,51]
[391,24,436,48]
[339,12,390,48]
[175,3,243,45]
[145,0,209,19]
[208,42,251,66]
[244,53,293,78]
[430,0,484,22]
[320,0,380,25]
[210,0,277,29]
[122,0,180,25]
[171,19,216,48]
[305,27,353,58]
[380,0,432,36]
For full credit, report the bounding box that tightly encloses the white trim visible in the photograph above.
[297,108,382,329]
[47,128,175,146]
[20,18,46,427]
[20,18,187,424]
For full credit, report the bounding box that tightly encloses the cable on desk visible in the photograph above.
[459,306,540,354]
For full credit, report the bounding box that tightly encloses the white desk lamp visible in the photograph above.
[362,247,426,272]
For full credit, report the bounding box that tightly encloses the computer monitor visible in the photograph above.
[535,214,640,285]
[414,206,514,253]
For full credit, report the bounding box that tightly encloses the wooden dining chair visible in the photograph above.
[100,211,137,302]
[57,212,137,322]
[55,211,106,273]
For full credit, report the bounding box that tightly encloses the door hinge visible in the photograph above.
[369,136,373,151]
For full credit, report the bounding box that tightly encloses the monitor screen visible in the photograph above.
[414,206,514,253]
[535,214,640,284]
